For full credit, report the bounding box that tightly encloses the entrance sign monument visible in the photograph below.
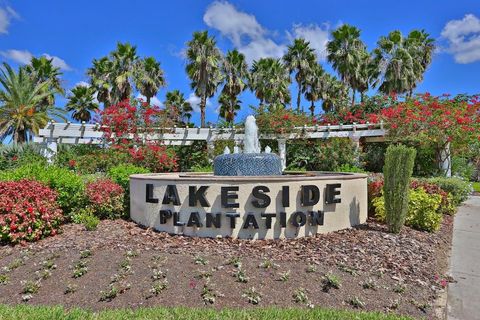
[130,116,367,239]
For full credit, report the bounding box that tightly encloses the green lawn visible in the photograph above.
[0,305,413,320]
[473,182,480,192]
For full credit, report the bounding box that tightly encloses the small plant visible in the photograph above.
[151,268,167,280]
[150,280,168,296]
[151,255,166,264]
[201,285,219,305]
[7,258,24,271]
[80,249,92,259]
[120,259,132,272]
[227,256,242,268]
[73,261,88,278]
[278,270,291,282]
[258,258,278,269]
[37,269,52,280]
[22,280,40,294]
[195,270,213,280]
[42,259,57,270]
[194,256,208,265]
[125,250,138,258]
[306,264,317,273]
[64,283,77,294]
[393,284,406,294]
[100,285,119,301]
[362,278,377,290]
[338,264,358,276]
[0,274,9,284]
[349,296,366,309]
[233,269,249,283]
[322,273,341,292]
[83,213,100,231]
[243,287,261,305]
[293,288,312,307]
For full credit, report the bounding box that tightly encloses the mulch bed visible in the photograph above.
[0,217,453,318]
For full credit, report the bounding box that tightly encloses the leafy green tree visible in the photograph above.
[134,56,166,105]
[250,58,291,110]
[66,85,99,123]
[164,90,193,125]
[327,24,371,106]
[218,93,241,123]
[284,38,316,111]
[220,49,248,122]
[185,31,223,127]
[302,63,326,117]
[0,63,66,143]
[110,42,139,102]
[24,56,65,108]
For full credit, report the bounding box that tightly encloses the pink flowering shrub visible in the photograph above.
[85,179,125,219]
[0,180,63,243]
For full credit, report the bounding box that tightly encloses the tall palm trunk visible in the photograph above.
[310,101,315,118]
[351,90,356,108]
[200,94,207,127]
[297,82,302,112]
[146,96,151,105]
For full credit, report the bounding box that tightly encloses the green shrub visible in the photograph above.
[0,144,46,171]
[107,164,150,192]
[190,164,213,172]
[373,188,443,232]
[173,141,210,172]
[287,138,359,171]
[383,144,416,233]
[452,156,475,181]
[0,164,85,216]
[72,208,99,231]
[336,163,367,173]
[426,177,471,206]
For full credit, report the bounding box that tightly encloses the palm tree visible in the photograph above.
[302,63,326,117]
[24,56,65,108]
[0,63,66,143]
[220,49,248,123]
[404,30,435,96]
[327,24,368,106]
[185,31,223,127]
[374,30,417,95]
[321,74,350,113]
[218,93,241,123]
[87,57,113,107]
[283,38,316,111]
[134,56,166,105]
[66,85,99,122]
[250,58,291,110]
[110,42,138,102]
[164,90,193,125]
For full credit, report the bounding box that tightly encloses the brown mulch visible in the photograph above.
[0,217,453,318]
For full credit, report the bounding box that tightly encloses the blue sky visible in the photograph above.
[1,0,480,125]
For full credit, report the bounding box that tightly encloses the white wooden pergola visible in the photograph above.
[33,121,387,169]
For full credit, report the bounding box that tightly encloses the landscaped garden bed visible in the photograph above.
[0,215,452,318]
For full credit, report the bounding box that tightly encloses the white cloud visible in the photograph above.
[186,93,212,113]
[136,93,163,107]
[289,23,330,61]
[441,14,480,64]
[0,49,72,71]
[0,49,32,64]
[43,54,72,71]
[75,81,90,87]
[0,6,19,34]
[203,1,331,64]
[203,1,264,47]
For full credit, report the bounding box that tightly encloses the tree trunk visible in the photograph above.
[146,96,151,106]
[360,92,365,103]
[310,101,315,118]
[200,94,207,128]
[297,82,302,112]
[351,90,356,108]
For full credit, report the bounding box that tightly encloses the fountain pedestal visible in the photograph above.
[213,153,282,176]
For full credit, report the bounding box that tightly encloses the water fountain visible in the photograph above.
[129,115,368,239]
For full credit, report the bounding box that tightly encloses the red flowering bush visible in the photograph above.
[0,180,63,243]
[255,107,313,134]
[99,99,178,172]
[85,179,125,219]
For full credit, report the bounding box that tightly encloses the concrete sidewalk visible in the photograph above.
[447,196,480,320]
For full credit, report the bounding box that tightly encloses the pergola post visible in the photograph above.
[278,139,287,170]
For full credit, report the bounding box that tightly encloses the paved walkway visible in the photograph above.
[447,196,480,320]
